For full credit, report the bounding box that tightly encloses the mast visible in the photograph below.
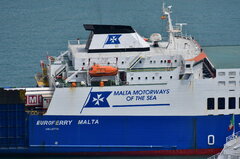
[162,3,174,46]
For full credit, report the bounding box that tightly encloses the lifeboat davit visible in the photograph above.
[89,64,118,77]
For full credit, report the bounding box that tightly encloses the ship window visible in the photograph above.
[131,77,133,80]
[121,61,124,64]
[218,97,225,109]
[145,77,148,80]
[153,60,156,63]
[107,62,110,65]
[229,97,236,109]
[229,71,236,76]
[83,62,85,66]
[218,72,225,76]
[139,60,142,64]
[164,60,166,63]
[207,98,214,110]
[186,64,191,68]
[239,98,240,108]
[159,76,162,79]
[229,81,236,86]
[218,81,225,86]
[175,60,177,63]
[160,60,163,63]
[170,76,172,79]
[152,76,155,80]
[150,60,152,64]
[138,77,141,80]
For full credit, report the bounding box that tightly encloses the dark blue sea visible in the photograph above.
[0,0,240,158]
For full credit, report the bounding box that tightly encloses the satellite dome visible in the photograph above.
[150,33,162,42]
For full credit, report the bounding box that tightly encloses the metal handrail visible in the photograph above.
[226,131,240,143]
[68,40,87,45]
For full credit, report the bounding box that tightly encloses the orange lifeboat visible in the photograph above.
[89,64,118,77]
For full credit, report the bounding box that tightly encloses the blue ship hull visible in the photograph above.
[2,114,234,155]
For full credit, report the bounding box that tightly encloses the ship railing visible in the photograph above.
[171,26,181,33]
[226,131,240,143]
[68,40,87,46]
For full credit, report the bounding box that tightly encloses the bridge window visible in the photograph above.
[218,97,225,109]
[207,98,214,110]
[229,97,236,109]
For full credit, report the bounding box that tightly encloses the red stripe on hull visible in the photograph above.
[43,148,222,156]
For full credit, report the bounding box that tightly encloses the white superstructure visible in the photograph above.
[30,4,240,118]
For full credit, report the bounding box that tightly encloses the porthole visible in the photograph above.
[170,76,172,79]
[83,62,85,66]
[159,76,162,79]
[145,77,148,80]
[138,77,141,80]
[131,77,133,80]
[121,61,124,64]
[152,77,155,80]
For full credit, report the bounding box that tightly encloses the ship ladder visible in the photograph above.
[203,58,216,78]
[55,65,66,77]
[129,55,143,70]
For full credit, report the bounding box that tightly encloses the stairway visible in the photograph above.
[129,55,143,70]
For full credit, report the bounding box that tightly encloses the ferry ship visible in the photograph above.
[0,4,239,155]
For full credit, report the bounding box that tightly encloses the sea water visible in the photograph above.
[0,0,240,87]
[0,0,240,158]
